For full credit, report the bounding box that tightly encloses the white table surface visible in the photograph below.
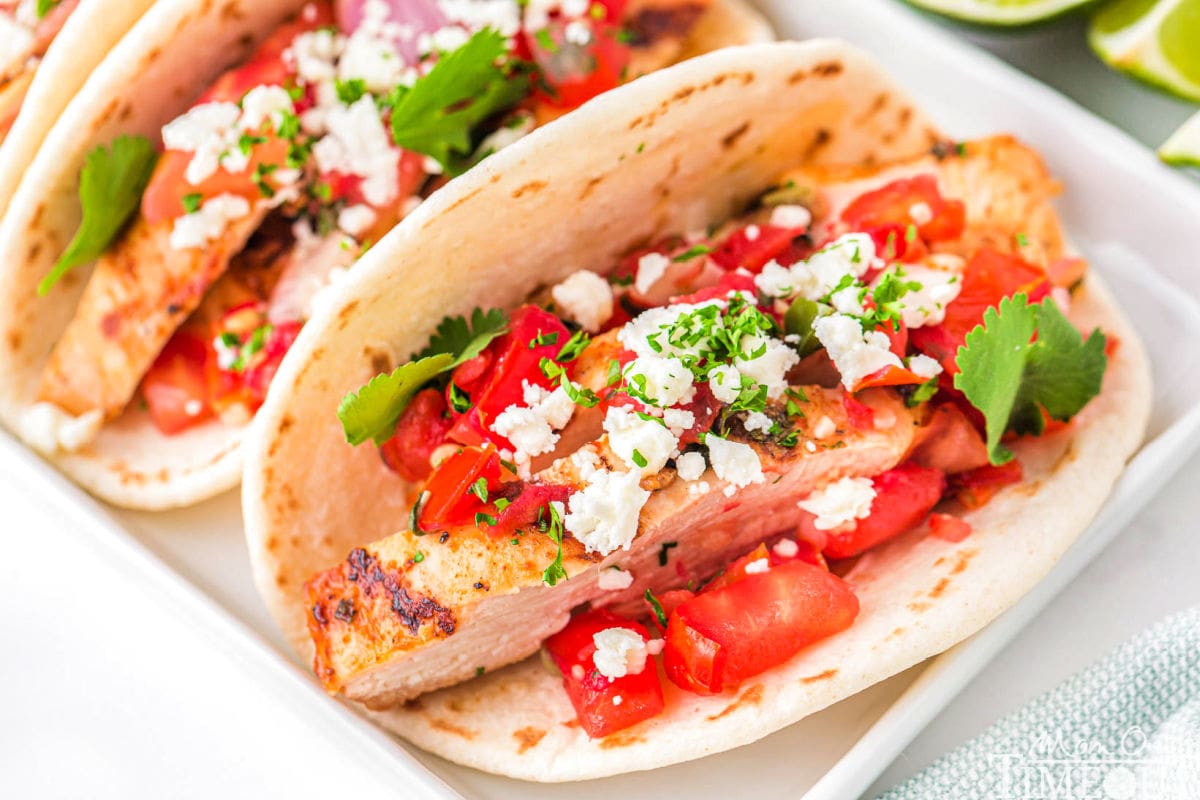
[2,9,1197,800]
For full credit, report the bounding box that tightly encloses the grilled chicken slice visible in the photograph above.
[780,135,1065,267]
[37,209,266,418]
[306,385,921,709]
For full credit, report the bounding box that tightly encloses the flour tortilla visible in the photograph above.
[0,0,770,511]
[239,39,1146,781]
[0,0,157,218]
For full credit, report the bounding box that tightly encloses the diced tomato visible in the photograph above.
[865,223,927,263]
[241,320,302,405]
[855,364,929,391]
[842,393,875,430]
[676,382,719,447]
[710,224,807,273]
[418,445,502,529]
[446,305,570,448]
[663,560,858,695]
[527,9,631,111]
[671,269,758,305]
[544,608,664,739]
[703,543,771,593]
[952,460,1023,509]
[645,588,694,632]
[803,463,947,560]
[380,388,453,482]
[929,512,972,543]
[909,248,1051,374]
[908,402,990,475]
[841,175,965,245]
[449,350,493,393]
[489,482,573,538]
[141,330,214,435]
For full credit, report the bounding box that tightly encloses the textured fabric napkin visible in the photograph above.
[878,607,1200,800]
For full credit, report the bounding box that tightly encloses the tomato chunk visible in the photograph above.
[803,463,947,560]
[446,305,570,448]
[929,512,972,543]
[527,8,631,111]
[909,248,1051,374]
[544,608,664,739]
[841,175,965,244]
[663,560,858,695]
[710,224,807,273]
[952,460,1023,509]
[141,330,213,434]
[380,388,453,483]
[418,445,502,530]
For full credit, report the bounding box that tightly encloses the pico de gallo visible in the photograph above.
[31,0,724,451]
[311,135,1110,738]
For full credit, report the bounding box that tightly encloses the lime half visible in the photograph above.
[1090,0,1200,102]
[903,0,1100,26]
[1160,110,1200,167]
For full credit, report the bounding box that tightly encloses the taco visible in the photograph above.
[0,0,155,212]
[242,40,1151,780]
[0,0,771,510]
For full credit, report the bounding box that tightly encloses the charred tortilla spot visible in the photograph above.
[512,180,548,199]
[952,548,977,575]
[6,328,21,352]
[707,684,764,721]
[599,729,647,749]
[445,185,483,214]
[813,60,843,77]
[801,668,838,683]
[579,175,605,200]
[429,718,476,740]
[787,69,806,84]
[928,577,951,598]
[721,121,750,150]
[513,726,547,754]
[908,600,931,613]
[803,128,832,160]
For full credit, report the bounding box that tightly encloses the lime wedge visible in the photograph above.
[902,0,1099,26]
[1160,110,1200,167]
[1090,0,1200,102]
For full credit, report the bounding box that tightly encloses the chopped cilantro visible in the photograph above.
[529,331,559,348]
[644,589,668,627]
[1016,232,1029,247]
[906,376,939,407]
[448,381,471,413]
[335,78,367,105]
[556,329,591,362]
[468,477,489,503]
[412,551,425,563]
[182,192,203,214]
[495,497,511,512]
[39,136,157,296]
[36,0,58,18]
[671,244,714,263]
[542,502,568,586]
[475,511,498,527]
[388,29,531,175]
[955,293,1106,464]
[475,666,486,677]
[631,449,648,468]
[409,492,430,536]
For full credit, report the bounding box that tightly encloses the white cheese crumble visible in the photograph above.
[813,313,904,390]
[707,363,742,404]
[769,204,812,229]
[564,468,649,555]
[564,19,592,45]
[744,557,770,575]
[908,354,943,379]
[773,538,800,559]
[812,415,836,439]
[687,480,711,497]
[705,434,764,495]
[603,406,677,475]
[170,194,251,251]
[340,0,409,92]
[613,695,624,706]
[908,201,933,225]
[661,407,695,438]
[744,224,760,241]
[490,381,575,464]
[675,451,706,481]
[597,568,634,591]
[646,638,665,656]
[733,334,799,400]
[161,102,241,184]
[755,233,876,300]
[592,627,648,679]
[337,204,377,238]
[743,411,772,433]
[21,404,103,454]
[312,95,401,207]
[624,355,695,408]
[798,476,877,531]
[551,270,613,333]
[634,252,671,295]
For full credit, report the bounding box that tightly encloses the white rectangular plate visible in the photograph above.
[6,1,1200,798]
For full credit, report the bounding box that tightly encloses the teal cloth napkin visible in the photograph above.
[878,607,1200,800]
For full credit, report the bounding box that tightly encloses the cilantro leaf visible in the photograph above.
[338,354,453,446]
[954,293,1106,465]
[36,0,59,18]
[389,29,531,175]
[415,307,509,365]
[39,135,157,296]
[542,502,568,586]
[340,307,508,445]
